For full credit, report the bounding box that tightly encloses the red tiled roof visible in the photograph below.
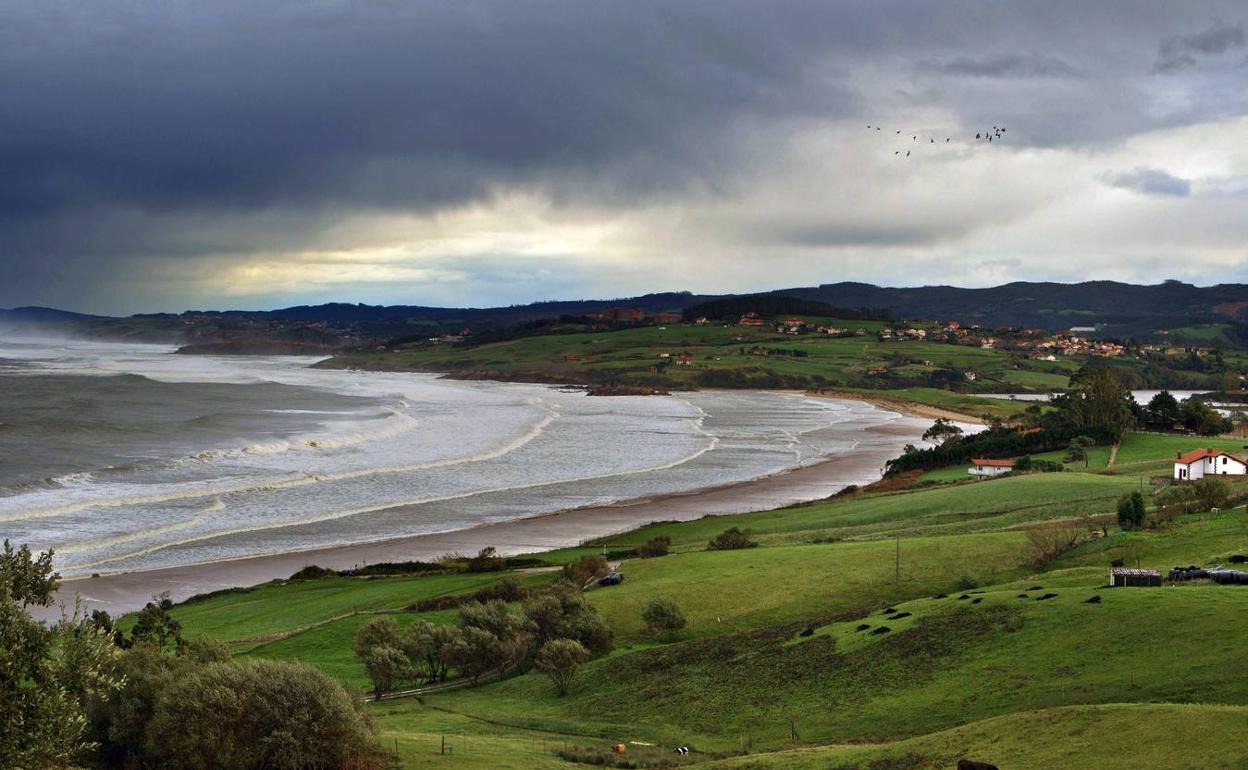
[1175,448,1240,465]
[970,458,1015,467]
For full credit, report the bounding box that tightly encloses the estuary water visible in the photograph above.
[0,338,912,577]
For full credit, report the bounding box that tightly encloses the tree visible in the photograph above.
[361,645,409,699]
[1023,522,1081,567]
[1192,477,1231,511]
[1064,435,1096,467]
[1145,391,1181,430]
[449,626,506,685]
[1058,366,1135,435]
[522,581,612,654]
[642,597,687,638]
[146,659,382,770]
[401,620,459,683]
[707,527,757,551]
[1116,492,1146,529]
[922,417,964,445]
[129,593,185,650]
[1180,398,1233,436]
[353,617,406,698]
[535,639,589,696]
[1,540,122,769]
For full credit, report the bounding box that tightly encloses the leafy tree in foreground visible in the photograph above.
[922,417,964,445]
[535,639,589,696]
[1064,435,1096,467]
[147,659,381,770]
[642,597,687,638]
[0,540,122,769]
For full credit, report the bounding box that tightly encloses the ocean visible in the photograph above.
[0,338,912,577]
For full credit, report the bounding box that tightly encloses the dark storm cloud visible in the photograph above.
[1103,167,1192,197]
[1156,20,1245,72]
[1,0,1247,311]
[920,53,1085,79]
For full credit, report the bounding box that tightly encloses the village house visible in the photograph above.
[1173,449,1248,481]
[738,312,768,327]
[969,458,1014,478]
[780,317,806,334]
[676,353,693,366]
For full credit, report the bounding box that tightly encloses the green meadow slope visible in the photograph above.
[139,433,1248,768]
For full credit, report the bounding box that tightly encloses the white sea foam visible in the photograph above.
[0,338,913,576]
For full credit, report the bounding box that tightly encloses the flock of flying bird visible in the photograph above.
[865,124,1007,157]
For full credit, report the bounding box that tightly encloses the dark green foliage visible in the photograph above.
[1064,435,1096,466]
[288,564,337,580]
[886,423,1119,474]
[467,546,505,573]
[1145,391,1181,430]
[707,527,758,551]
[642,598,687,637]
[681,293,889,322]
[1117,492,1146,530]
[1180,398,1233,435]
[144,659,381,770]
[1014,455,1065,473]
[637,536,672,558]
[523,580,613,654]
[129,594,185,651]
[351,560,448,576]
[922,418,963,445]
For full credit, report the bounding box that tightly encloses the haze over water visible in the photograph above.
[0,339,913,577]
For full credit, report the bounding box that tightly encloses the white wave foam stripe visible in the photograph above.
[0,404,559,523]
[72,426,720,572]
[56,514,206,557]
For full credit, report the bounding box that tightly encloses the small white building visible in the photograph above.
[969,458,1015,478]
[1173,449,1247,481]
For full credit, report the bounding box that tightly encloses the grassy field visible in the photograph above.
[128,428,1248,768]
[322,319,1075,398]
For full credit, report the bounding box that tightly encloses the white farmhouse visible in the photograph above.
[1173,449,1247,481]
[969,458,1014,478]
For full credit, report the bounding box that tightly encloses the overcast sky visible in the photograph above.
[2,1,1247,313]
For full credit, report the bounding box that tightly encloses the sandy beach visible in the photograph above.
[50,412,927,619]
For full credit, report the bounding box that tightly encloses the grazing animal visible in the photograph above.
[971,598,983,605]
[956,594,971,600]
[1036,593,1058,601]
[856,623,871,632]
[958,760,1000,770]
[1027,586,1043,591]
[883,607,897,614]
[887,611,912,620]
[799,627,814,637]
[870,626,891,635]
[1017,593,1030,599]
[1086,595,1102,604]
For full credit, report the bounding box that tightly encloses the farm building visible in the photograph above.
[1173,449,1247,481]
[1109,567,1161,587]
[968,458,1014,478]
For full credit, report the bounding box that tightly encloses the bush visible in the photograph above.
[467,546,504,573]
[637,536,672,558]
[288,564,336,580]
[145,659,383,770]
[707,527,757,551]
[562,554,610,587]
[641,597,687,637]
[954,574,978,591]
[523,580,613,654]
[1117,491,1146,529]
[535,639,589,696]
[1193,477,1232,511]
[1024,521,1081,567]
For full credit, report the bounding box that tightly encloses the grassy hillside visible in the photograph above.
[321,320,1070,401]
[132,430,1248,768]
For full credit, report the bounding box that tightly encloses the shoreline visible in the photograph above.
[49,413,927,619]
[806,388,987,425]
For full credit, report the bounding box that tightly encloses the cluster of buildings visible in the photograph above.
[587,308,683,325]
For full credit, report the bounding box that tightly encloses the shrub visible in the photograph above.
[146,659,382,770]
[641,597,687,637]
[467,546,504,573]
[562,554,610,587]
[637,536,671,558]
[288,564,336,580]
[1116,491,1146,530]
[534,639,590,696]
[954,574,978,591]
[1193,477,1231,511]
[707,527,757,551]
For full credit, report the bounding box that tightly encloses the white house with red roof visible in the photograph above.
[1173,449,1247,481]
[969,458,1014,478]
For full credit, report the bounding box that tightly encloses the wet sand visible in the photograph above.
[48,412,929,619]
